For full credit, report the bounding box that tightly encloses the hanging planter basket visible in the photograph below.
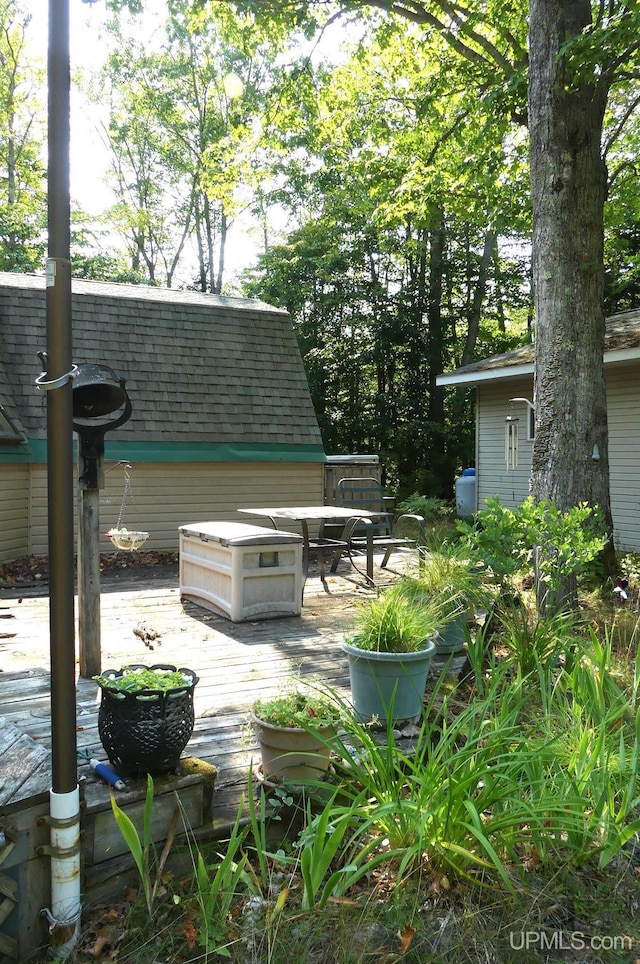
[107,527,150,551]
[96,663,199,774]
[106,464,148,551]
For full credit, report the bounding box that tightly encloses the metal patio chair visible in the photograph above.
[329,477,425,578]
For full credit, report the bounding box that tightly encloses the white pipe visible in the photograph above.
[44,786,81,957]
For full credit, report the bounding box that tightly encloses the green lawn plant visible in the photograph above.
[94,665,194,693]
[252,689,339,729]
[103,559,640,962]
[194,802,259,957]
[404,541,492,627]
[346,582,442,653]
[328,670,584,888]
[109,773,179,919]
[494,605,582,679]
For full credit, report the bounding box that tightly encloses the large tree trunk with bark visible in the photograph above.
[528,0,616,607]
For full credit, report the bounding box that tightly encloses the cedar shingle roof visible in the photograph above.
[0,273,323,448]
[439,309,640,384]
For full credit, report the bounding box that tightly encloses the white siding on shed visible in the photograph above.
[604,363,640,552]
[477,377,534,511]
[20,461,325,561]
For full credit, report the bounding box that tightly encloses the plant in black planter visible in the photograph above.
[251,689,339,783]
[341,585,439,722]
[94,663,199,775]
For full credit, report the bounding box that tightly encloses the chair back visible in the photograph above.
[337,477,392,536]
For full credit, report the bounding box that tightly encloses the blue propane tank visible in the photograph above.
[455,468,476,518]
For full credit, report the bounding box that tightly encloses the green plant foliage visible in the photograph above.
[495,606,583,679]
[111,775,154,916]
[395,494,453,525]
[94,666,193,692]
[458,495,606,593]
[406,543,491,621]
[0,0,47,273]
[346,583,442,653]
[194,802,258,956]
[252,690,339,729]
[105,617,640,957]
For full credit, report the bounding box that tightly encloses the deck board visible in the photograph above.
[0,556,406,824]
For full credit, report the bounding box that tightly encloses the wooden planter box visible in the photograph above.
[0,715,216,962]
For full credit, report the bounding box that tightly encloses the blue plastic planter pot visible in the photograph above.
[434,611,468,654]
[341,639,436,723]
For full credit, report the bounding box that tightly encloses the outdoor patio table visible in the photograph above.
[237,506,380,592]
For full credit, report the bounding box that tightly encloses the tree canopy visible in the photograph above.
[9,0,640,562]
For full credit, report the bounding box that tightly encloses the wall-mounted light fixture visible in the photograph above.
[510,396,535,412]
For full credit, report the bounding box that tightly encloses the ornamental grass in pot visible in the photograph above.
[251,689,339,783]
[94,663,199,775]
[341,585,439,723]
[407,545,489,654]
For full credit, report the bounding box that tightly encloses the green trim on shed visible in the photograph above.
[0,439,327,464]
[0,441,32,461]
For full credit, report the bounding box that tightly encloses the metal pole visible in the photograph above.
[44,0,81,952]
[48,0,76,810]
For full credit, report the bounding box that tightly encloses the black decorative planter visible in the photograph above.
[97,663,199,774]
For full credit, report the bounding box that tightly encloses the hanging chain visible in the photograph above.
[116,465,132,530]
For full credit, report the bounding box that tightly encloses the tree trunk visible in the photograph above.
[460,228,496,368]
[425,212,454,498]
[528,0,616,607]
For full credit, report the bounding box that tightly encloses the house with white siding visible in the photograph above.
[0,273,327,565]
[437,309,640,552]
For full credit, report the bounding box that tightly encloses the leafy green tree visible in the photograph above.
[236,0,639,595]
[0,0,46,271]
[94,2,284,290]
[246,22,530,496]
[602,84,640,313]
[106,0,640,598]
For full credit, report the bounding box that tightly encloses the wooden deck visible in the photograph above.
[0,554,405,827]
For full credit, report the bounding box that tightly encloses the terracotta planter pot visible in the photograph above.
[251,713,335,782]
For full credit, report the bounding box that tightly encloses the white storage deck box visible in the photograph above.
[179,521,303,622]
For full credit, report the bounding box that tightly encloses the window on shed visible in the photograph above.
[527,405,535,441]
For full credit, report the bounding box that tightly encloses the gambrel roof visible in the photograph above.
[0,273,324,458]
[437,309,640,387]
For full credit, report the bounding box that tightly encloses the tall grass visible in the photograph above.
[326,668,590,890]
[108,584,640,961]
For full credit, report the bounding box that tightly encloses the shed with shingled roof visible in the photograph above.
[437,308,640,552]
[0,272,326,563]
